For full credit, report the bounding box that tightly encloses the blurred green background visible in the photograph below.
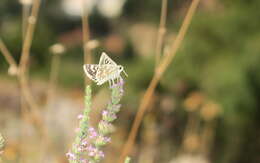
[0,0,260,163]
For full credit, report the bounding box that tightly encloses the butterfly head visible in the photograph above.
[118,65,128,77]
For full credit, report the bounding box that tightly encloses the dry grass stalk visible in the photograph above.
[155,0,168,68]
[46,43,65,106]
[18,0,41,112]
[199,101,221,155]
[200,120,216,156]
[21,2,31,39]
[0,38,18,72]
[17,0,52,154]
[81,0,92,85]
[118,0,201,162]
[46,53,61,106]
[181,112,200,153]
[17,0,48,137]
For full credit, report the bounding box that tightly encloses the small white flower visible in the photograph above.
[19,0,33,5]
[97,0,126,18]
[62,0,96,17]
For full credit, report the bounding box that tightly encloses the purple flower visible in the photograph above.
[81,139,88,146]
[88,127,98,139]
[98,151,105,158]
[66,152,76,160]
[78,114,84,119]
[103,136,111,143]
[79,158,89,163]
[102,110,108,116]
[68,79,125,163]
[86,145,105,159]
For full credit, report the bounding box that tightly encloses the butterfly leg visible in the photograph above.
[112,79,115,86]
[109,80,112,88]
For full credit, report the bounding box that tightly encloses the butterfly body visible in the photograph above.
[83,52,127,87]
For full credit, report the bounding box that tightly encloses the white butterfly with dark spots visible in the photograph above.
[83,52,127,87]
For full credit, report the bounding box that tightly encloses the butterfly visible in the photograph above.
[83,52,127,87]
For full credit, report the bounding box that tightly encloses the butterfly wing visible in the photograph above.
[98,52,117,66]
[83,64,99,82]
[84,53,120,86]
[96,65,120,85]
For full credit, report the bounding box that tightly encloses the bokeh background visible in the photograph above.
[0,0,260,163]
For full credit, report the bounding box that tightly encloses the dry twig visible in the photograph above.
[22,2,31,39]
[81,0,92,85]
[18,0,49,143]
[18,0,41,111]
[0,38,18,70]
[155,0,168,68]
[118,0,201,162]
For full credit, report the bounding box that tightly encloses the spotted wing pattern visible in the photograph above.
[83,64,99,82]
[98,52,117,66]
[96,65,120,85]
[83,52,122,86]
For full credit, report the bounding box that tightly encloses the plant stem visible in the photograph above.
[69,86,92,163]
[155,0,168,69]
[18,0,41,112]
[0,133,4,162]
[118,0,201,162]
[0,37,18,69]
[46,53,61,106]
[81,0,92,85]
[17,0,52,160]
[22,4,31,40]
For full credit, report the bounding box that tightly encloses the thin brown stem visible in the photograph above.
[17,0,50,148]
[81,0,92,85]
[180,111,200,154]
[19,96,30,163]
[0,37,18,68]
[118,0,201,162]
[156,0,200,77]
[19,0,41,70]
[18,0,41,111]
[22,4,31,39]
[46,54,61,106]
[155,0,168,69]
[200,120,216,156]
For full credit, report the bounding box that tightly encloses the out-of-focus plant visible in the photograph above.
[119,0,201,161]
[124,157,131,163]
[46,43,66,106]
[0,134,4,157]
[67,79,126,163]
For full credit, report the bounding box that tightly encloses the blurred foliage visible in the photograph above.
[163,1,260,163]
